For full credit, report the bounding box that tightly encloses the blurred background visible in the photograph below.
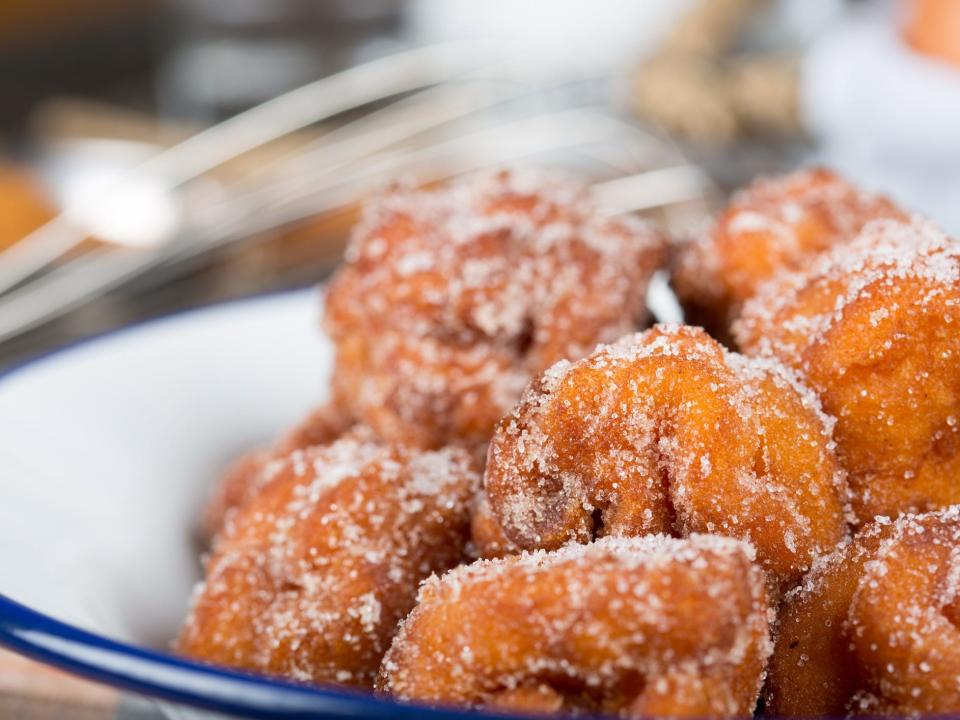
[1,0,959,367]
[0,0,958,713]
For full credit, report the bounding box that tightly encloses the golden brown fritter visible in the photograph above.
[766,506,960,717]
[735,219,960,522]
[379,534,772,718]
[324,168,666,451]
[469,493,521,559]
[674,167,905,332]
[481,324,850,594]
[179,437,479,687]
[201,402,358,539]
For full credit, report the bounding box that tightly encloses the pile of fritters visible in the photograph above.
[179,166,960,718]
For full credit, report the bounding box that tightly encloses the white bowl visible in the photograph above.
[0,289,485,719]
[0,279,683,719]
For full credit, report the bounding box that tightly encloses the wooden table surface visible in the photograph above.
[0,649,163,719]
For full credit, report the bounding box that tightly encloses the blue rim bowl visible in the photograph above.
[0,292,500,720]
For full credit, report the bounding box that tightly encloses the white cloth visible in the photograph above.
[802,9,960,234]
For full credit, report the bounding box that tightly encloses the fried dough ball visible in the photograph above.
[324,168,666,451]
[469,494,521,559]
[379,535,772,718]
[178,437,479,687]
[674,167,905,331]
[201,402,357,539]
[766,506,960,717]
[735,219,960,523]
[481,324,850,593]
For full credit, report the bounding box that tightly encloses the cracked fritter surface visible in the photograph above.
[766,506,960,717]
[179,437,479,687]
[481,324,850,593]
[324,167,666,451]
[379,534,772,718]
[736,218,960,522]
[674,167,905,332]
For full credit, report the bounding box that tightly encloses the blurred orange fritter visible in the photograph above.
[904,0,960,68]
[324,168,666,451]
[766,506,960,717]
[735,219,960,523]
[379,534,771,718]
[0,166,55,252]
[179,437,479,687]
[480,325,850,593]
[673,167,905,332]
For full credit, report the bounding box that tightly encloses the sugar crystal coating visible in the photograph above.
[674,167,905,332]
[324,167,666,450]
[766,505,960,717]
[736,218,960,522]
[481,324,850,593]
[201,402,358,539]
[379,534,772,718]
[178,437,480,687]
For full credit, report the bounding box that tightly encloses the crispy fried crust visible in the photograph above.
[378,535,772,718]
[481,325,849,593]
[469,493,521,559]
[179,438,480,687]
[735,219,960,522]
[201,402,358,539]
[766,507,960,717]
[674,167,905,331]
[324,168,666,450]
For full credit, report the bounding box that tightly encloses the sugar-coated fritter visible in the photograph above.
[379,535,772,718]
[469,494,521,559]
[735,219,960,522]
[324,168,666,451]
[674,167,905,331]
[766,506,960,717]
[201,402,357,538]
[482,325,850,593]
[179,437,479,687]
